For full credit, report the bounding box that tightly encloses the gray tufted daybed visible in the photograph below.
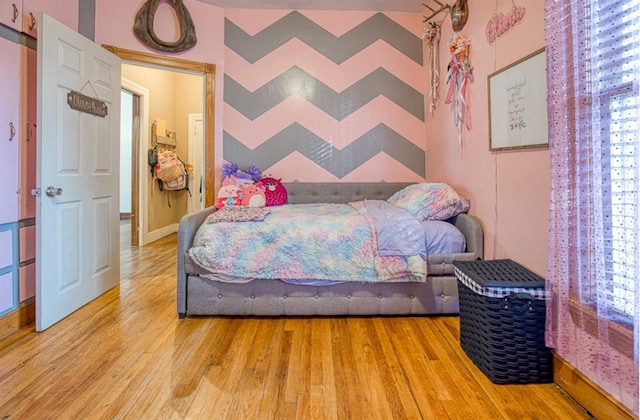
[177,182,483,318]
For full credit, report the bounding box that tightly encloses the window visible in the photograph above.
[590,3,639,325]
[546,0,639,404]
[604,89,637,321]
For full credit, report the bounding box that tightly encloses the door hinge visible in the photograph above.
[31,188,41,197]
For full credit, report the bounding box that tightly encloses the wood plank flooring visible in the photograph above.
[0,223,591,419]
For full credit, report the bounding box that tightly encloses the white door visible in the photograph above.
[187,113,203,214]
[36,13,121,331]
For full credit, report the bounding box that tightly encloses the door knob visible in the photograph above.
[45,186,63,197]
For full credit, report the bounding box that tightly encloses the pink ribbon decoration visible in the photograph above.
[445,34,473,147]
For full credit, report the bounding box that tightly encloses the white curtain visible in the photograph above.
[545,0,639,414]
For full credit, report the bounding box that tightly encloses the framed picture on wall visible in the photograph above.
[488,48,548,151]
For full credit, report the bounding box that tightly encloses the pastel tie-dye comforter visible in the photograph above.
[188,201,427,283]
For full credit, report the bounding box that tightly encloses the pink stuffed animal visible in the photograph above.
[241,184,266,207]
[259,177,287,206]
[215,176,242,209]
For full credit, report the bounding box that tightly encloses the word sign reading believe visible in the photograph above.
[67,91,108,117]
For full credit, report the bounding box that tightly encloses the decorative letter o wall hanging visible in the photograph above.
[133,0,197,53]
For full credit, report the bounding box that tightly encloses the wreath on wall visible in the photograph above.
[133,0,197,53]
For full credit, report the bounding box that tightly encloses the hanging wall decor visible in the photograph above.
[445,34,474,146]
[422,0,469,32]
[486,1,526,44]
[133,0,197,53]
[423,22,442,115]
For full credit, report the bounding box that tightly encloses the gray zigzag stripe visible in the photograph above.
[225,12,422,65]
[223,123,425,178]
[224,67,424,121]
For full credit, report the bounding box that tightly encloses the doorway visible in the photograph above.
[104,45,216,246]
[121,66,202,245]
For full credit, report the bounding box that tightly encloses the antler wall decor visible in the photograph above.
[422,0,469,32]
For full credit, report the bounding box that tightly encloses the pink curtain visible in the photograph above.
[545,0,639,415]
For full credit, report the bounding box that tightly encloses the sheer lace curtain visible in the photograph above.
[545,0,639,414]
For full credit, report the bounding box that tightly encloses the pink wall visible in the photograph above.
[425,0,548,276]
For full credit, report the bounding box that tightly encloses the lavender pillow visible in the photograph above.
[421,220,466,254]
[387,183,470,221]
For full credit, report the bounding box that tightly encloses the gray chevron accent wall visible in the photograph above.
[223,11,427,181]
[224,67,424,121]
[224,124,426,178]
[225,12,423,65]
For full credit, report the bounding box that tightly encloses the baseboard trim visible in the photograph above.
[144,223,178,245]
[0,301,35,351]
[553,353,637,419]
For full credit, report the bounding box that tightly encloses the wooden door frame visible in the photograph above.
[102,45,216,209]
[131,92,141,245]
[120,77,149,246]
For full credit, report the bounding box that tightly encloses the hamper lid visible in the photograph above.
[453,259,549,299]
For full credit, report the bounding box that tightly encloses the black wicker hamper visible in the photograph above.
[453,259,553,384]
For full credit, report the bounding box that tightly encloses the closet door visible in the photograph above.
[19,44,36,219]
[0,36,20,225]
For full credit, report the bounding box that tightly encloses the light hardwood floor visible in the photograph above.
[0,223,591,419]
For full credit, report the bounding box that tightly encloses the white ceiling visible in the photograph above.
[195,0,426,13]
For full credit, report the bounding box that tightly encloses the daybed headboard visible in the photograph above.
[284,182,413,204]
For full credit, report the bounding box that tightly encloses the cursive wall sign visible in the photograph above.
[67,91,108,117]
[486,6,526,44]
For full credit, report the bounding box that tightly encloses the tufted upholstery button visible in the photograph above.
[346,294,352,299]
[378,294,383,299]
[314,294,319,299]
[218,294,223,299]
[441,262,446,267]
[409,294,415,299]
[250,294,255,299]
[440,293,446,299]
[283,294,288,299]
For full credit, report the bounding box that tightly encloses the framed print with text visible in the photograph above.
[488,48,548,151]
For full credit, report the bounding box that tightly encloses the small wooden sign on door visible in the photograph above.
[67,91,108,117]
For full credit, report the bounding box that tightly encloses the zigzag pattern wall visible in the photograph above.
[223,10,426,182]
